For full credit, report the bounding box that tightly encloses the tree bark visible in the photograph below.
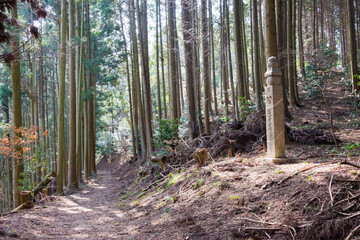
[201,0,211,134]
[130,0,146,155]
[69,0,78,189]
[298,0,306,82]
[253,0,263,111]
[208,0,218,115]
[265,0,278,58]
[159,0,167,119]
[57,0,67,194]
[11,1,24,207]
[156,0,162,120]
[346,0,359,92]
[119,5,136,157]
[234,0,243,100]
[181,0,199,139]
[136,0,153,156]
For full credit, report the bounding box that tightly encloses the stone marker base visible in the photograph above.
[259,157,294,165]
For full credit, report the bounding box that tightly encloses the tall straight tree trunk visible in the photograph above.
[156,0,162,120]
[253,0,262,111]
[208,0,218,115]
[175,30,183,118]
[130,0,146,155]
[225,1,238,120]
[83,80,90,178]
[35,54,40,183]
[168,0,179,122]
[275,0,291,119]
[181,0,199,139]
[76,0,84,183]
[4,100,13,208]
[241,0,250,99]
[234,0,245,103]
[57,0,67,194]
[259,0,267,88]
[287,0,295,108]
[52,66,57,172]
[159,0,167,119]
[346,0,359,92]
[201,0,211,134]
[193,0,203,134]
[250,0,255,94]
[119,5,136,156]
[292,0,299,104]
[86,0,96,176]
[265,0,278,58]
[69,0,78,189]
[220,0,229,115]
[38,28,46,178]
[340,12,347,68]
[328,6,336,51]
[136,0,153,156]
[298,0,306,82]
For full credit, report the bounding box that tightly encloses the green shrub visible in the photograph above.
[239,96,255,120]
[155,119,179,145]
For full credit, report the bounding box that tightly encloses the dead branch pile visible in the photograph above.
[289,178,360,240]
[288,127,337,145]
[151,111,338,174]
[238,175,360,240]
[209,112,266,157]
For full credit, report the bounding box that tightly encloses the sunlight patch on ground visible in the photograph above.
[57,206,93,214]
[94,206,108,210]
[59,198,81,207]
[57,198,93,214]
[65,233,89,239]
[69,195,91,201]
[22,214,55,223]
[94,216,113,224]
[73,226,86,231]
[110,210,126,218]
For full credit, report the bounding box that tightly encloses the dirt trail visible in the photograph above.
[2,76,360,240]
[1,167,134,240]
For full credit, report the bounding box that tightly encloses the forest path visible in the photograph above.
[1,166,135,239]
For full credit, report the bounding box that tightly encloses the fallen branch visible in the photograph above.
[137,176,168,198]
[32,171,56,196]
[1,201,35,216]
[335,193,360,206]
[345,223,360,240]
[244,226,281,231]
[342,201,357,212]
[240,217,279,226]
[278,163,332,185]
[344,211,360,220]
[329,174,334,206]
[333,178,360,183]
[341,160,360,169]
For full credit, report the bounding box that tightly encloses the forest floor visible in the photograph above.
[2,75,360,239]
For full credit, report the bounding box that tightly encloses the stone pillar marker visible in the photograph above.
[264,56,286,161]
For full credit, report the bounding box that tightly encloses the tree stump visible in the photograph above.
[194,148,210,167]
[20,191,32,205]
[42,186,50,197]
[151,156,168,171]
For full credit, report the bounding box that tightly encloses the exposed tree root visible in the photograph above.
[277,163,332,185]
[345,223,360,240]
[341,160,360,169]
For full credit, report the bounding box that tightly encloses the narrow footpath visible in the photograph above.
[1,167,138,240]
